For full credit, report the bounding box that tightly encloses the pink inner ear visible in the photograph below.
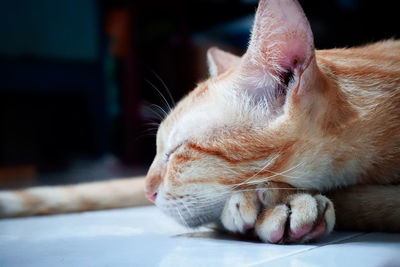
[244,0,314,76]
[279,39,310,71]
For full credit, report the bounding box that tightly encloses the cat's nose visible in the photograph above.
[144,184,159,203]
[145,191,158,203]
[145,169,162,203]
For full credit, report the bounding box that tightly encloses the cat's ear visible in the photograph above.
[207,47,241,76]
[240,0,315,97]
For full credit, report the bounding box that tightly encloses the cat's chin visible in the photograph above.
[159,203,225,228]
[176,214,218,228]
[155,191,226,228]
[158,207,222,228]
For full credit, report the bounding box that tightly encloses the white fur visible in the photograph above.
[255,204,289,243]
[254,193,335,243]
[315,194,335,235]
[220,192,259,233]
[287,193,318,231]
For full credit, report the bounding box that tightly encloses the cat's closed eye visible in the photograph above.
[163,143,183,162]
[163,152,171,162]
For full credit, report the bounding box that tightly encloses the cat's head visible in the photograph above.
[145,0,343,227]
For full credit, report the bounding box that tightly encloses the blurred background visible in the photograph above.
[0,0,398,189]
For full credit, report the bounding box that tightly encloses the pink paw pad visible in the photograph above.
[243,223,254,231]
[269,227,285,243]
[289,224,313,240]
[307,220,327,241]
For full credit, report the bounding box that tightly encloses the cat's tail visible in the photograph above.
[0,177,152,218]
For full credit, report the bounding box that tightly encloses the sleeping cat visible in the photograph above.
[1,0,400,244]
[143,0,400,243]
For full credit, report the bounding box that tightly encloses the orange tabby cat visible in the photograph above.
[143,0,400,243]
[1,0,399,244]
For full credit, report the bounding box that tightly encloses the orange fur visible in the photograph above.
[143,0,400,241]
[0,0,399,245]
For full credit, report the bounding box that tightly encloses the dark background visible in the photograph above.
[0,0,398,188]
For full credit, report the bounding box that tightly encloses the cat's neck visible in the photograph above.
[315,45,400,185]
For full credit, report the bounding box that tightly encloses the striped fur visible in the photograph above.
[0,178,151,218]
[1,0,399,244]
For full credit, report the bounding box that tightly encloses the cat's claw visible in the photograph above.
[220,192,260,233]
[255,193,335,244]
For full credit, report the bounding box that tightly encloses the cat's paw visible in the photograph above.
[220,192,260,233]
[255,193,335,244]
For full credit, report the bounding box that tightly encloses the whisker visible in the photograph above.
[134,132,157,141]
[142,122,161,130]
[229,153,281,191]
[150,70,176,107]
[177,198,195,220]
[190,194,227,207]
[189,186,308,206]
[139,128,158,135]
[187,161,306,200]
[175,205,190,229]
[142,105,165,121]
[228,187,306,194]
[242,162,305,185]
[149,104,169,119]
[146,79,172,113]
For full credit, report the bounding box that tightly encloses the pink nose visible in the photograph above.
[145,192,158,203]
[145,167,161,203]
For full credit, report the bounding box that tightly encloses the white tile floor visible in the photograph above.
[0,206,399,267]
